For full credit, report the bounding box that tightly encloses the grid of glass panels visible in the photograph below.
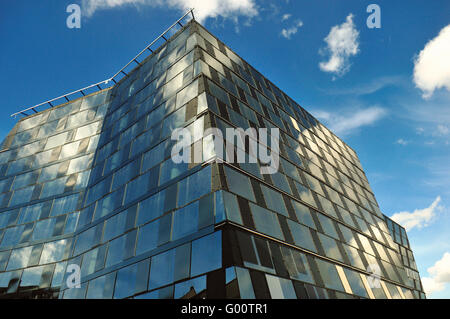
[0,19,424,299]
[0,88,110,297]
[187,21,424,299]
[0,23,221,299]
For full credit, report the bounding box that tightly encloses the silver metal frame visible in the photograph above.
[11,8,195,118]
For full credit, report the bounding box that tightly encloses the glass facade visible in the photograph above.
[0,19,424,299]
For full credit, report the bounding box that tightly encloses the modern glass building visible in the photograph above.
[0,19,424,299]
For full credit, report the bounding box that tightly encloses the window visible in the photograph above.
[136,219,159,255]
[185,115,205,142]
[174,243,191,282]
[265,274,296,299]
[167,51,194,81]
[12,172,37,190]
[191,231,222,277]
[281,247,315,284]
[19,113,46,131]
[271,172,292,195]
[40,177,67,198]
[317,195,338,219]
[142,142,165,172]
[295,181,317,208]
[222,191,242,224]
[174,275,206,299]
[357,233,375,256]
[81,245,106,278]
[287,220,316,253]
[317,233,344,262]
[137,191,165,225]
[21,266,45,287]
[149,249,175,290]
[40,239,68,264]
[131,129,159,158]
[103,208,134,242]
[280,158,300,182]
[235,267,255,298]
[162,106,186,139]
[337,207,356,228]
[207,79,229,106]
[51,262,67,288]
[125,171,151,204]
[45,132,69,150]
[250,203,284,241]
[343,268,369,298]
[32,218,56,241]
[112,160,139,190]
[315,258,345,292]
[337,224,358,249]
[7,246,33,270]
[114,259,149,299]
[87,272,115,299]
[0,178,13,194]
[159,159,188,186]
[291,200,316,229]
[317,214,339,240]
[94,188,125,220]
[324,185,344,208]
[343,244,365,270]
[0,225,25,248]
[260,185,288,217]
[9,186,34,206]
[17,204,41,225]
[81,91,108,109]
[63,283,87,299]
[0,251,10,271]
[172,201,199,241]
[7,158,30,176]
[385,282,402,299]
[106,230,136,267]
[146,104,165,130]
[74,223,103,256]
[51,194,79,217]
[224,166,255,202]
[177,167,211,207]
[75,122,100,140]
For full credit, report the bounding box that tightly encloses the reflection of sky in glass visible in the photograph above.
[40,239,68,264]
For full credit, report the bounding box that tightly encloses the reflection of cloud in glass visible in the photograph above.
[40,239,68,264]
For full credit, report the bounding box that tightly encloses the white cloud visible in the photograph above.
[281,13,291,21]
[413,24,450,99]
[311,106,386,136]
[436,124,449,136]
[81,0,258,24]
[281,20,303,39]
[422,252,450,295]
[390,196,442,231]
[82,0,144,17]
[319,14,359,76]
[416,127,425,135]
[396,138,409,146]
[322,75,405,96]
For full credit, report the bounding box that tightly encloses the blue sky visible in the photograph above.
[1,0,449,298]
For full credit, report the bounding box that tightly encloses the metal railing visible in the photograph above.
[11,8,195,118]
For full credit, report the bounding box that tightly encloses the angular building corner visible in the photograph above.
[0,18,425,299]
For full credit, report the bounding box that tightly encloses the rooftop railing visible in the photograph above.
[11,8,195,118]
